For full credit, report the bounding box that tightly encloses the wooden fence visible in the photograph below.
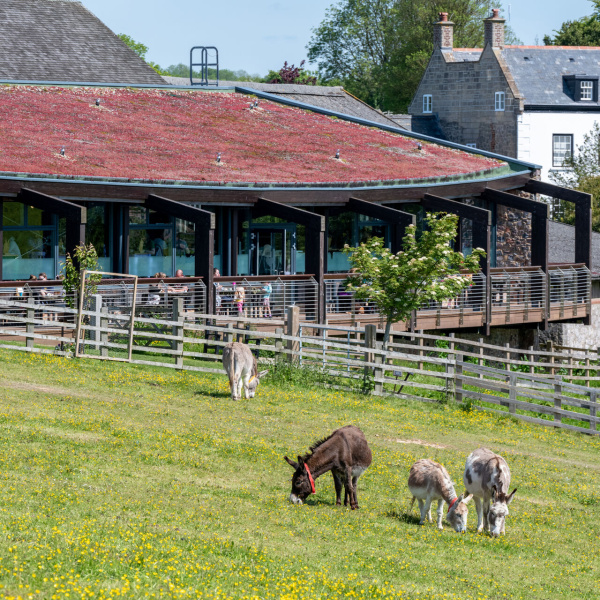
[0,298,599,435]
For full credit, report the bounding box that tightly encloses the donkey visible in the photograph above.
[284,425,372,510]
[463,448,517,536]
[408,459,472,532]
[222,342,268,400]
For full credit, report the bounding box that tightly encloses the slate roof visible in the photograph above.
[500,46,600,106]
[0,0,165,84]
[162,76,400,127]
[449,49,483,62]
[0,84,510,187]
[384,114,447,139]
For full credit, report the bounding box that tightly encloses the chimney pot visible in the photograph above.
[484,8,505,48]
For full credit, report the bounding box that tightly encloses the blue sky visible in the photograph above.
[82,0,596,76]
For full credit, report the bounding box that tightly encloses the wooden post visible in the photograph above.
[172,298,184,369]
[554,377,563,424]
[274,327,283,362]
[585,355,591,387]
[286,305,300,364]
[590,389,597,432]
[364,324,376,371]
[225,322,234,344]
[100,307,109,358]
[548,340,555,375]
[455,353,463,404]
[26,305,34,350]
[529,346,534,375]
[374,350,383,395]
[418,330,424,371]
[504,343,511,372]
[509,372,517,415]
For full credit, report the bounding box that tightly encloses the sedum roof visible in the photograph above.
[0,85,509,186]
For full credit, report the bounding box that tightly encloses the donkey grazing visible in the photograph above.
[463,448,517,536]
[408,459,472,532]
[284,425,372,510]
[222,342,268,400]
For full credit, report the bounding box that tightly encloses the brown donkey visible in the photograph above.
[284,425,372,509]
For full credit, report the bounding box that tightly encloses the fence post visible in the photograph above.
[554,377,563,425]
[374,346,383,395]
[274,327,283,362]
[504,343,511,372]
[26,305,35,350]
[529,346,534,375]
[286,305,300,364]
[585,355,591,388]
[89,294,102,344]
[172,298,184,369]
[509,372,517,415]
[100,307,109,358]
[364,324,376,388]
[454,353,463,404]
[548,341,555,376]
[225,322,234,344]
[418,330,424,371]
[478,337,484,379]
[590,390,597,432]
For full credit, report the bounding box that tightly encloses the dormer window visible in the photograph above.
[581,80,593,100]
[423,94,432,113]
[563,75,598,101]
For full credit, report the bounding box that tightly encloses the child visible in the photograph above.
[234,285,245,315]
[262,282,272,318]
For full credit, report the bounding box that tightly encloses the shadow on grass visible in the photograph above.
[385,509,421,525]
[194,390,231,399]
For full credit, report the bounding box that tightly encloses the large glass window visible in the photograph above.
[2,203,58,280]
[86,203,112,272]
[128,207,175,277]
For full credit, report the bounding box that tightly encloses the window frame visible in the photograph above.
[494,91,505,111]
[581,80,593,101]
[422,94,432,114]
[552,134,574,168]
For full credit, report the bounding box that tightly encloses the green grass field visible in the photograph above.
[0,348,599,600]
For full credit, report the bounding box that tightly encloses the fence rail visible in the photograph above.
[0,298,599,435]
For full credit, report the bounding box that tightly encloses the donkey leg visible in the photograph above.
[352,476,359,509]
[418,499,426,525]
[345,467,357,509]
[474,496,484,532]
[436,499,444,530]
[332,472,343,506]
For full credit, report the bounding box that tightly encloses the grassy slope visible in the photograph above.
[0,349,599,600]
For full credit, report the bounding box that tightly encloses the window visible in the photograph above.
[552,134,573,167]
[581,80,593,100]
[494,91,505,111]
[423,94,432,113]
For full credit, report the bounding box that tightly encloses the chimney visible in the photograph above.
[433,12,454,50]
[484,9,505,48]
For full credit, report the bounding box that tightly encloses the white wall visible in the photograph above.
[517,111,600,181]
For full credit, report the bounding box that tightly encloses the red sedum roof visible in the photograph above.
[0,85,506,186]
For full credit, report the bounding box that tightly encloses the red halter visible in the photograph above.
[305,463,316,495]
[447,497,458,513]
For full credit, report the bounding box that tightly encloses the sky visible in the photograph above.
[81,0,597,76]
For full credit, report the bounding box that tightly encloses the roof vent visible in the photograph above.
[524,56,530,60]
[569,58,575,62]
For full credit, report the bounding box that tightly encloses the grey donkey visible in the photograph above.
[222,342,268,400]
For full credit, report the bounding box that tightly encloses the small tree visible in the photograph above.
[62,244,102,309]
[265,60,318,85]
[343,213,485,348]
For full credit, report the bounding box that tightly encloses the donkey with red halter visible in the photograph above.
[284,425,372,509]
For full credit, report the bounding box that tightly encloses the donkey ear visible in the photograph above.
[491,484,498,501]
[506,488,517,505]
[297,455,304,467]
[258,370,269,379]
[463,493,473,505]
[284,456,298,469]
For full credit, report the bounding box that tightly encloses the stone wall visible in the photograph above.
[407,46,518,156]
[495,204,531,267]
[539,302,600,350]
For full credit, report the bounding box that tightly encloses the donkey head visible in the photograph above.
[446,492,473,533]
[247,370,269,398]
[488,485,517,537]
[284,455,313,505]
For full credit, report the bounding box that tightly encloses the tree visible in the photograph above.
[264,61,318,85]
[117,33,164,75]
[62,244,102,309]
[549,122,600,231]
[343,213,484,347]
[307,0,519,112]
[544,0,600,45]
[162,63,262,82]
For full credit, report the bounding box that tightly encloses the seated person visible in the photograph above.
[167,269,188,293]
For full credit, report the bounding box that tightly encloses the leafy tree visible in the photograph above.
[307,0,519,112]
[162,63,262,82]
[544,0,600,45]
[265,61,318,85]
[343,213,484,348]
[62,244,102,309]
[117,33,165,75]
[549,122,600,231]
